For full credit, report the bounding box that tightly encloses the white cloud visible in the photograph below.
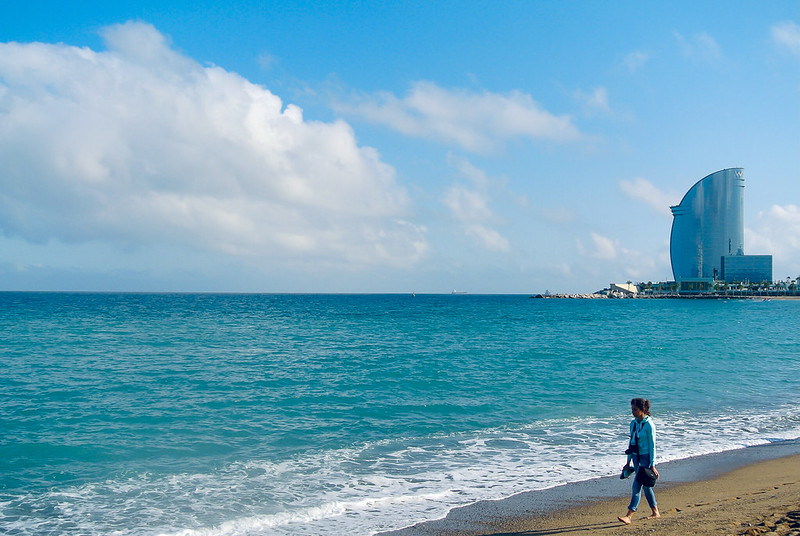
[465,225,510,252]
[337,81,581,153]
[675,31,723,63]
[0,22,426,269]
[442,155,510,252]
[443,186,492,223]
[447,154,490,190]
[576,232,659,281]
[746,204,800,277]
[772,21,800,56]
[624,50,650,72]
[585,232,618,259]
[619,177,678,216]
[574,86,610,115]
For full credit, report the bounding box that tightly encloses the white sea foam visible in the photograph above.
[159,492,452,536]
[25,406,800,536]
[3,406,798,536]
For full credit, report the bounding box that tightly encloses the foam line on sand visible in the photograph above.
[381,440,800,535]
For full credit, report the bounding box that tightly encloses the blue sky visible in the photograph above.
[1,1,798,293]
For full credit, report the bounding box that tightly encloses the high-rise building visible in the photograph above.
[669,168,771,283]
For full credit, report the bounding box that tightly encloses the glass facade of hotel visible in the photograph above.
[721,255,772,283]
[670,168,745,281]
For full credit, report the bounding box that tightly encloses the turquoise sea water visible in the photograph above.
[1,293,799,535]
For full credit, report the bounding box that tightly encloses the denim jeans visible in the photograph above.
[628,454,657,511]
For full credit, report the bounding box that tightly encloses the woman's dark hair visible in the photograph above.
[631,398,651,416]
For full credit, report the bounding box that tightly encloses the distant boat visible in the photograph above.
[451,290,468,294]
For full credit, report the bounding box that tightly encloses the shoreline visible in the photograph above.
[381,440,800,535]
[532,294,800,300]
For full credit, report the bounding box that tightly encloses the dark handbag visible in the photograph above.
[636,466,658,487]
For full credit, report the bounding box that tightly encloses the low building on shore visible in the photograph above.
[609,283,638,296]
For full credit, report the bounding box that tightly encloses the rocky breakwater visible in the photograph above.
[530,291,635,299]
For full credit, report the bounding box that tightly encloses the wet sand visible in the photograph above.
[484,454,800,536]
[382,441,800,536]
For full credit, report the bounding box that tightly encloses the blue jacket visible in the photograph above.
[628,416,656,467]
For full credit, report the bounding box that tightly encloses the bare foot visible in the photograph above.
[648,507,661,519]
[617,516,632,525]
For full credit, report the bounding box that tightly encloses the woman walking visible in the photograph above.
[618,398,660,525]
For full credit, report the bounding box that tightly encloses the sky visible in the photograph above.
[1,1,798,293]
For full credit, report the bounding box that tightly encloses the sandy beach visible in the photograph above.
[484,454,800,536]
[383,444,800,536]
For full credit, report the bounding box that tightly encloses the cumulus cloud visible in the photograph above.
[580,232,618,259]
[746,204,800,276]
[0,22,426,268]
[576,232,658,281]
[675,31,723,63]
[619,177,678,216]
[443,186,492,223]
[442,156,510,252]
[464,225,510,253]
[772,21,800,56]
[336,81,581,153]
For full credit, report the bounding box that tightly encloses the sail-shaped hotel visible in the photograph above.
[669,168,772,290]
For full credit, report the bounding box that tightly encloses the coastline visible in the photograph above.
[532,294,800,300]
[380,440,800,536]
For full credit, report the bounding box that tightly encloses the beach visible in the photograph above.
[383,443,800,536]
[486,454,800,536]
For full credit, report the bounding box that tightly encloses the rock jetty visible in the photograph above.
[530,291,633,299]
[531,294,626,300]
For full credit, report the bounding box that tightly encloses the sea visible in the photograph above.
[1,292,798,536]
